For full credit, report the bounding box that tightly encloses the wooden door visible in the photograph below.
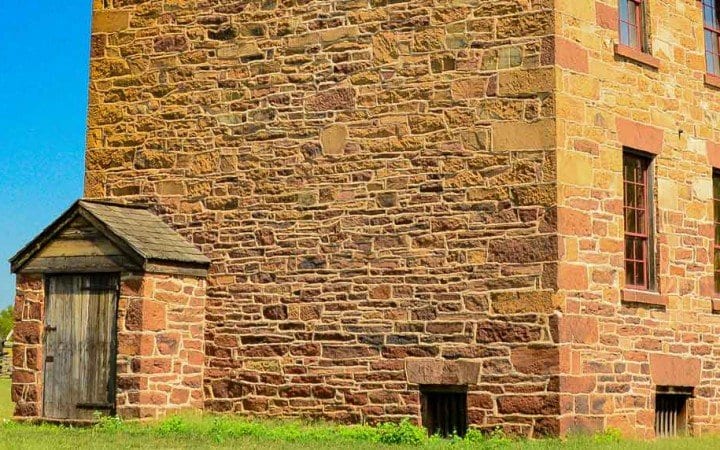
[43,274,118,420]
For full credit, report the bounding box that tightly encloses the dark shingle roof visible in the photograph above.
[10,199,210,274]
[79,200,210,266]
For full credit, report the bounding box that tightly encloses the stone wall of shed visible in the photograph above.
[85,0,560,435]
[11,274,44,418]
[555,0,720,438]
[10,272,205,421]
[116,273,206,419]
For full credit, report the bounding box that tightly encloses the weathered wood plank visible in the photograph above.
[24,255,139,273]
[43,274,118,420]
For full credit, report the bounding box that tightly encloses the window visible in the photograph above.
[704,0,720,75]
[623,151,653,290]
[714,172,720,293]
[655,387,692,438]
[420,387,468,438]
[619,0,647,51]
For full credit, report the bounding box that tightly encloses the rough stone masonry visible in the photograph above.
[13,0,720,439]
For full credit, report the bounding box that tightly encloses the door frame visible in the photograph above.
[41,273,121,420]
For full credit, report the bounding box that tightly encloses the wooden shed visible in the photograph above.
[10,200,209,422]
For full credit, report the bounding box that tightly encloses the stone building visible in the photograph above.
[10,0,720,439]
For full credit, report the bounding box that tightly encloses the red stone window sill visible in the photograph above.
[614,44,661,69]
[705,73,720,90]
[621,288,667,307]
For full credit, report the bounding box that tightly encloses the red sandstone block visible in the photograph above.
[615,118,664,155]
[558,208,592,236]
[707,141,720,169]
[14,402,39,418]
[13,322,41,345]
[497,394,559,415]
[131,357,173,374]
[344,392,368,406]
[555,37,589,73]
[170,388,190,405]
[560,416,604,436]
[649,353,701,387]
[511,346,559,375]
[12,348,25,368]
[118,333,155,356]
[563,376,596,394]
[126,299,167,332]
[139,391,168,405]
[156,332,181,355]
[243,397,269,412]
[468,393,493,409]
[120,276,144,297]
[12,370,35,384]
[559,316,598,344]
[26,347,41,371]
[558,264,589,290]
[596,2,618,31]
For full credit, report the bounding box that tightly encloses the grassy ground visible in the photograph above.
[1,379,720,449]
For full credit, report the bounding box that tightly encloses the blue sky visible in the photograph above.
[0,2,92,307]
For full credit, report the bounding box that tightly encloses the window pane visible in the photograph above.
[626,258,636,286]
[627,3,639,48]
[620,0,629,23]
[623,152,650,290]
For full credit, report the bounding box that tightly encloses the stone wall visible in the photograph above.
[555,0,720,438]
[116,273,206,419]
[86,0,560,436]
[11,274,44,418]
[11,272,206,421]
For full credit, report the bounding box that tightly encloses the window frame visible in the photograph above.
[713,171,720,294]
[703,0,720,76]
[655,387,693,438]
[623,149,656,291]
[420,386,468,438]
[619,0,648,52]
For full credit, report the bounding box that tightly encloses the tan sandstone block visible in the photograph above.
[320,125,348,155]
[499,68,554,96]
[93,11,130,33]
[492,119,555,151]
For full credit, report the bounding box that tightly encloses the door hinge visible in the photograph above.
[45,356,54,363]
[44,325,57,332]
[76,402,114,410]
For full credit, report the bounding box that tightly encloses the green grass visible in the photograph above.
[0,377,12,420]
[1,379,719,449]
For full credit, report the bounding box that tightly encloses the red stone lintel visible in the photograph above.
[649,353,701,387]
[616,117,664,155]
[613,44,661,70]
[705,73,720,90]
[707,141,720,169]
[621,289,668,307]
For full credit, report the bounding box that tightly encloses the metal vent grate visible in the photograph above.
[655,387,692,438]
[421,387,468,438]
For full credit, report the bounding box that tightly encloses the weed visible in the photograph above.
[593,428,622,444]
[155,415,189,436]
[376,419,426,445]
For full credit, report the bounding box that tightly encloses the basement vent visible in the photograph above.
[420,386,468,438]
[655,387,693,438]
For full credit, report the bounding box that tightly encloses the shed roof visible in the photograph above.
[10,199,210,275]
